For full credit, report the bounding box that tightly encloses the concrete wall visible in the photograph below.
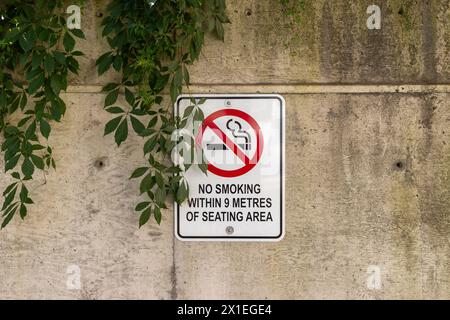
[0,0,449,299]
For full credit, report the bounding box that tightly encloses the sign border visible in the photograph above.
[174,94,285,242]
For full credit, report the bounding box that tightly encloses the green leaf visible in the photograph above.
[154,206,161,225]
[199,162,208,175]
[102,83,119,92]
[3,183,18,197]
[28,73,45,94]
[114,118,128,146]
[63,33,75,52]
[183,105,195,119]
[22,157,35,178]
[183,67,190,85]
[170,79,178,103]
[139,174,153,194]
[40,119,51,139]
[5,154,20,172]
[50,74,61,95]
[143,136,158,154]
[139,208,151,228]
[38,28,50,41]
[155,171,164,188]
[130,116,145,135]
[71,51,84,56]
[2,186,17,210]
[53,51,66,65]
[176,182,189,204]
[4,126,19,136]
[140,128,156,137]
[194,109,204,122]
[25,121,37,140]
[11,172,21,180]
[105,89,119,107]
[19,93,28,110]
[70,28,85,39]
[19,204,27,219]
[130,167,148,179]
[18,116,32,128]
[147,116,158,128]
[104,116,122,136]
[67,56,80,74]
[19,185,28,203]
[113,55,123,71]
[19,31,36,52]
[3,136,19,151]
[215,18,225,41]
[50,99,66,121]
[1,205,17,228]
[31,144,45,151]
[125,88,134,106]
[174,67,182,87]
[105,106,125,114]
[5,143,20,162]
[44,55,55,75]
[155,187,166,207]
[97,52,113,75]
[155,74,170,91]
[30,155,45,170]
[32,54,43,69]
[135,202,150,212]
[3,202,18,218]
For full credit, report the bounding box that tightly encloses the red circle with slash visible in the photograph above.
[196,109,264,178]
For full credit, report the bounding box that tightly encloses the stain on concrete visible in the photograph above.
[421,0,438,83]
[419,94,437,160]
[170,246,178,300]
[326,96,354,195]
[320,2,355,82]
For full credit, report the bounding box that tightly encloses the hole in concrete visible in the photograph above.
[245,8,252,16]
[96,11,103,18]
[94,158,107,169]
[395,161,405,170]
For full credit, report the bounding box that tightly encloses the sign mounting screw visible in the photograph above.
[225,226,234,235]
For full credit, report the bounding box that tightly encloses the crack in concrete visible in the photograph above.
[421,0,438,83]
[170,236,178,300]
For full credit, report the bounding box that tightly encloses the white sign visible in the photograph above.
[174,94,285,241]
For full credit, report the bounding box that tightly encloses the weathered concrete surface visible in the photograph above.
[70,0,450,86]
[0,94,174,299]
[1,0,450,299]
[174,92,450,299]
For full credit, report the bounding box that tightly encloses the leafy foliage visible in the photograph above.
[0,0,228,230]
[97,0,229,226]
[0,0,84,228]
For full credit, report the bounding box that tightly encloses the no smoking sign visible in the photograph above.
[175,94,285,241]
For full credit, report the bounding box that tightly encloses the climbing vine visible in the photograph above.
[0,0,229,229]
[0,0,85,228]
[97,0,229,227]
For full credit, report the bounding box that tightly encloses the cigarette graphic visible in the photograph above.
[207,143,250,150]
[206,119,252,151]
